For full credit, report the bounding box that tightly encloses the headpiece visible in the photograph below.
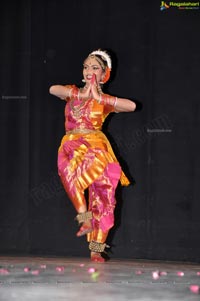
[89,49,112,69]
[88,49,112,83]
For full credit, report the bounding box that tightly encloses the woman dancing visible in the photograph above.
[49,49,136,262]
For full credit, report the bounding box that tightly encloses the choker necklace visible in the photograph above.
[69,90,88,118]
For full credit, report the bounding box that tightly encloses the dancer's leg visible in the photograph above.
[87,162,121,262]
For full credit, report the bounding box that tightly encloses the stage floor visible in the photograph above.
[0,256,200,300]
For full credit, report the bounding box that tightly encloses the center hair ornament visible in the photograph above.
[89,50,112,84]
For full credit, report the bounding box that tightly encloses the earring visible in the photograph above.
[82,79,86,83]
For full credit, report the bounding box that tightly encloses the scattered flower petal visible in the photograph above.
[31,270,40,275]
[56,266,65,272]
[88,267,96,274]
[79,264,85,267]
[196,272,200,276]
[0,268,9,275]
[40,265,46,269]
[160,271,167,276]
[24,267,31,273]
[135,270,143,275]
[152,271,160,280]
[190,285,200,294]
[176,271,184,277]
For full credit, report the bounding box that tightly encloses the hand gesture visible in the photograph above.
[79,84,91,99]
[79,74,101,101]
[90,74,100,101]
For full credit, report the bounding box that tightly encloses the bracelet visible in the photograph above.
[67,88,73,99]
[100,95,117,107]
[98,94,102,104]
[113,97,118,108]
[71,88,78,99]
[96,94,118,108]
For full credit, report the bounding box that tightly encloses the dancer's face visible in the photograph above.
[83,57,105,85]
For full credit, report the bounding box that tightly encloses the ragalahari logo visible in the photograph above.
[160,1,170,10]
[160,1,200,10]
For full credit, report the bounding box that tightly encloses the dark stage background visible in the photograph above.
[0,0,200,261]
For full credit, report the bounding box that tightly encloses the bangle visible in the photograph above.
[67,88,72,99]
[99,94,102,104]
[99,95,117,107]
[71,88,78,99]
[113,97,118,108]
[96,93,103,104]
[105,96,117,107]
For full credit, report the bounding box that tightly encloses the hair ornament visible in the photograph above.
[90,49,112,70]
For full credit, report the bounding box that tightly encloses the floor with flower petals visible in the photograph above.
[0,256,200,300]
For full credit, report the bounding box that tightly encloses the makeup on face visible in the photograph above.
[83,57,105,84]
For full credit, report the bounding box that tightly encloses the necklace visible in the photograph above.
[69,89,88,118]
[69,85,103,118]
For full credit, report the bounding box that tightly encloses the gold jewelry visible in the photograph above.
[89,55,106,70]
[97,94,117,107]
[69,100,87,118]
[97,93,102,104]
[89,241,110,253]
[97,84,103,95]
[85,49,112,84]
[89,50,112,70]
[66,87,73,99]
[75,211,92,224]
[69,89,88,118]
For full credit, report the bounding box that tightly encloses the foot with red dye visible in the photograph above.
[90,252,105,263]
[76,221,93,237]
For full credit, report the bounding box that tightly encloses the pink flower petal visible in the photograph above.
[152,271,160,280]
[79,264,85,267]
[196,272,200,276]
[56,266,65,272]
[40,265,46,269]
[24,267,31,273]
[135,270,143,275]
[190,285,200,294]
[0,268,9,275]
[176,271,184,277]
[88,267,96,274]
[160,271,167,276]
[31,270,40,275]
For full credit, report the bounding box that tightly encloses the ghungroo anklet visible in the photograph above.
[89,241,110,253]
[75,211,92,224]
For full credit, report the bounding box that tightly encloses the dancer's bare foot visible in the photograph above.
[91,251,105,263]
[76,221,93,237]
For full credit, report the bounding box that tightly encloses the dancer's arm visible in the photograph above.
[101,95,136,113]
[49,84,91,101]
[49,85,72,100]
[90,81,136,113]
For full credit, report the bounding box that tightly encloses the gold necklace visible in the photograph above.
[69,85,102,118]
[69,94,88,118]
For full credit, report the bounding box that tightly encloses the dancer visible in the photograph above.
[49,49,136,262]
